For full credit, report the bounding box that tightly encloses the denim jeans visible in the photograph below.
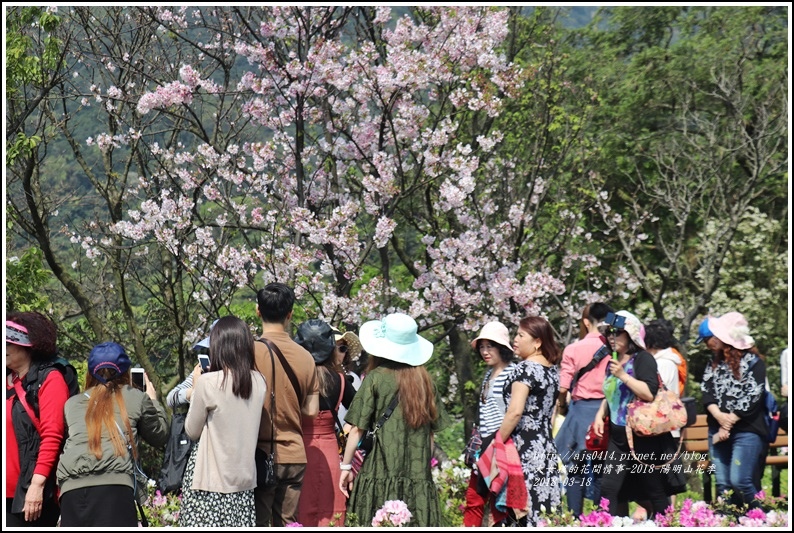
[555,399,603,517]
[709,430,765,506]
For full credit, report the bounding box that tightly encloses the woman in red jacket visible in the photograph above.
[6,312,72,526]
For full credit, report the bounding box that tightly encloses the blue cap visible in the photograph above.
[694,317,713,344]
[89,342,131,383]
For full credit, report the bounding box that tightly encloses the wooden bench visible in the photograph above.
[682,414,789,501]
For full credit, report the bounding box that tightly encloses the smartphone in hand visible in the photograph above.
[198,354,211,373]
[131,368,146,391]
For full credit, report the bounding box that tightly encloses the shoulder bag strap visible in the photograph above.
[257,338,303,402]
[84,389,148,528]
[571,343,611,391]
[335,373,345,411]
[372,395,400,433]
[13,378,42,433]
[114,420,149,527]
[259,339,278,455]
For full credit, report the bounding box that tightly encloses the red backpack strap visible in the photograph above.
[13,378,42,433]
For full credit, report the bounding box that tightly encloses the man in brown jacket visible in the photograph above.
[254,282,319,526]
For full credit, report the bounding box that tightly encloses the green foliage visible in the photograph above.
[431,456,469,526]
[5,247,52,312]
[6,132,42,165]
[345,511,361,527]
[435,418,466,461]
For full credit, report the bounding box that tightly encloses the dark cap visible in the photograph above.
[89,342,131,383]
[294,319,335,364]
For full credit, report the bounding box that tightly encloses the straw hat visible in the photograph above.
[332,326,363,361]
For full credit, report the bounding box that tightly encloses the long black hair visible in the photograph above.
[209,316,256,399]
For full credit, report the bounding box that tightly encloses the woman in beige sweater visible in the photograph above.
[179,316,266,527]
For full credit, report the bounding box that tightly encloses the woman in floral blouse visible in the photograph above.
[700,312,768,508]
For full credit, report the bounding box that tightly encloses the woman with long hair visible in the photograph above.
[57,342,168,526]
[332,325,363,424]
[591,310,673,519]
[700,312,767,508]
[178,315,266,527]
[498,316,562,526]
[6,312,76,526]
[463,321,516,527]
[339,313,450,526]
[294,319,357,526]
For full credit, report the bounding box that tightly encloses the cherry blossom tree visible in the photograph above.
[6,6,610,423]
[115,13,538,331]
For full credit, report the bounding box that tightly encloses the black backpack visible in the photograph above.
[20,355,80,418]
[7,355,80,513]
[157,411,193,494]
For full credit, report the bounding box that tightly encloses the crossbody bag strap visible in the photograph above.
[571,343,611,392]
[113,420,149,528]
[373,395,400,433]
[258,338,303,402]
[259,340,278,456]
[84,390,149,527]
[13,378,42,433]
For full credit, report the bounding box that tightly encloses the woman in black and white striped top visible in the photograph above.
[463,321,516,527]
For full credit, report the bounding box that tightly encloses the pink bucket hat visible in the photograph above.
[708,312,754,350]
[616,310,646,350]
[470,321,512,352]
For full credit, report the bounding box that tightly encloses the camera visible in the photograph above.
[131,368,146,391]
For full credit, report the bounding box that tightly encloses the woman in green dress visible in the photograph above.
[339,313,450,526]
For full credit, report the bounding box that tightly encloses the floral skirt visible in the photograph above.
[178,443,255,527]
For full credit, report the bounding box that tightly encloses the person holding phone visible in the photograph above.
[166,320,218,410]
[57,342,169,526]
[131,368,146,391]
[178,316,266,527]
[160,322,216,498]
[331,326,363,425]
